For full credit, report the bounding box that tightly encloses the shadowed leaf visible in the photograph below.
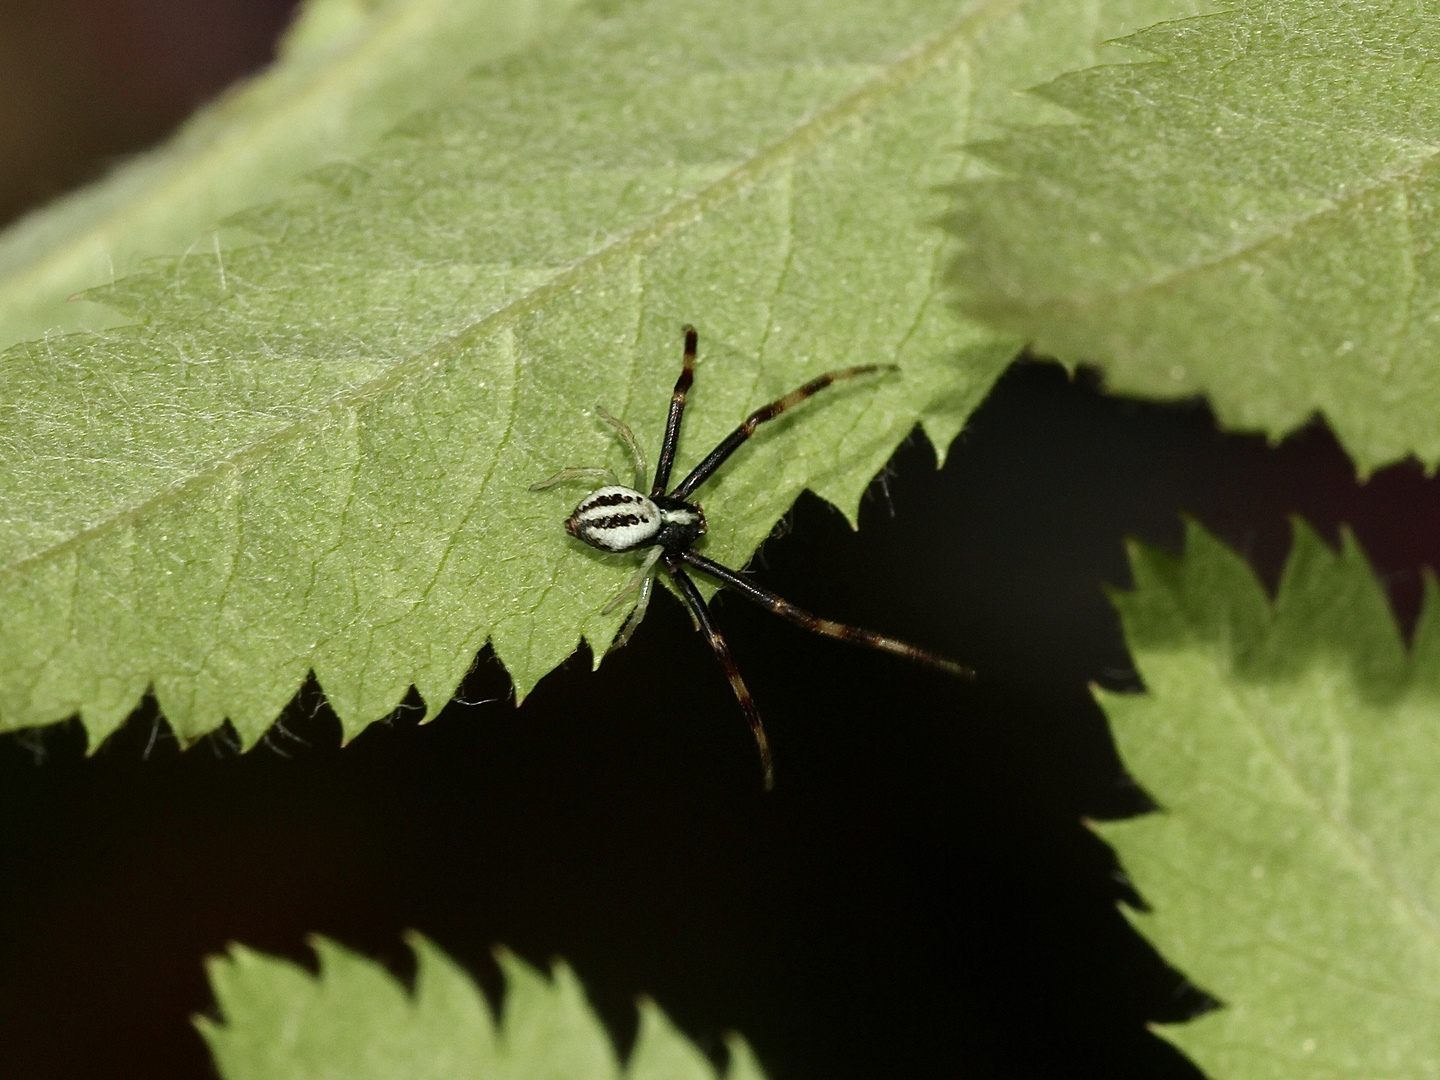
[949,0,1440,472]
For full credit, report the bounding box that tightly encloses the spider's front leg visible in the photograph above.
[663,555,774,790]
[680,549,972,677]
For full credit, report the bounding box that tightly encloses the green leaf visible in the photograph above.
[1098,520,1440,1077]
[0,0,585,349]
[948,0,1440,473]
[0,0,1208,749]
[199,933,768,1080]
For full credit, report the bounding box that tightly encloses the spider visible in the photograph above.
[532,325,970,789]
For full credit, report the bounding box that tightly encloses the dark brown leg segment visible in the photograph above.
[651,325,699,496]
[670,364,896,500]
[663,556,775,790]
[680,550,972,678]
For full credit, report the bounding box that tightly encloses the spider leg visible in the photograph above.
[650,325,698,496]
[528,467,617,491]
[610,572,654,651]
[602,545,663,615]
[670,364,898,500]
[595,405,649,490]
[664,556,774,790]
[604,546,663,651]
[680,550,972,678]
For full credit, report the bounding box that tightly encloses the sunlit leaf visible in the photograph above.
[1099,521,1440,1076]
[0,0,585,349]
[199,934,768,1080]
[0,0,1204,748]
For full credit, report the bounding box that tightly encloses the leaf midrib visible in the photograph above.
[1129,817,1439,1006]
[5,0,1021,579]
[992,140,1440,318]
[1216,661,1440,981]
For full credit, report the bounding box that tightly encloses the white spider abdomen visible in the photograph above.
[566,486,662,552]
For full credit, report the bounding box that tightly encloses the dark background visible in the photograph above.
[1,4,1436,1079]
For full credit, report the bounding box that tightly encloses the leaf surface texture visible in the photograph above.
[0,0,1201,746]
[1101,521,1440,1076]
[949,0,1440,471]
[200,934,767,1080]
[0,0,586,349]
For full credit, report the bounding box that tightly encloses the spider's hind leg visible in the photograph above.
[531,405,649,492]
[604,545,663,651]
[528,467,617,491]
[595,406,648,490]
[610,581,652,652]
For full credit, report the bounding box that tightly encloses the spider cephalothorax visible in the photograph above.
[534,325,969,789]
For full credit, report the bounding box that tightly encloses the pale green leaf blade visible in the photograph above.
[718,1035,769,1080]
[199,935,766,1080]
[0,0,1209,749]
[491,949,620,1080]
[628,998,716,1080]
[0,0,584,349]
[1098,520,1440,1077]
[948,0,1440,472]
